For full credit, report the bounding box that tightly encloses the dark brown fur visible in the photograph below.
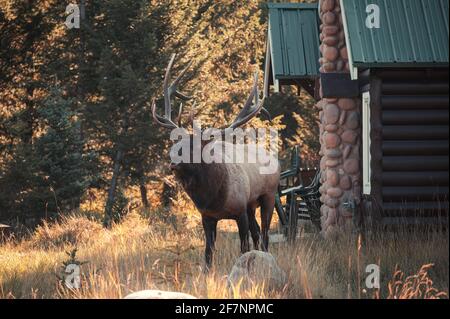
[171,137,279,270]
[174,162,228,213]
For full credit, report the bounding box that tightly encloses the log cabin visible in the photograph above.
[264,0,449,235]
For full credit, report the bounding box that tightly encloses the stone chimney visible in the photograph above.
[317,0,362,237]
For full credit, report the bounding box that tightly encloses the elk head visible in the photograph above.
[151,54,271,172]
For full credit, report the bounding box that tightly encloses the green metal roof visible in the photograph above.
[341,0,449,72]
[267,3,321,82]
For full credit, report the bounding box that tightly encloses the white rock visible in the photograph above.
[123,290,197,299]
[228,250,286,291]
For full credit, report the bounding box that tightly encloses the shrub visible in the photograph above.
[30,215,102,249]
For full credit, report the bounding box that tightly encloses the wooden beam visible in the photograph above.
[381,217,449,226]
[295,79,317,100]
[382,140,449,156]
[320,72,359,98]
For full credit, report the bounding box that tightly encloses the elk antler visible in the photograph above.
[228,71,270,129]
[152,54,193,129]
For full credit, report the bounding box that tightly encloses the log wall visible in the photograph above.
[369,69,449,221]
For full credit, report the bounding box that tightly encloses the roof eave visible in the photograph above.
[354,62,450,69]
[267,3,318,10]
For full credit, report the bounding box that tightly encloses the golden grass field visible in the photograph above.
[0,204,448,299]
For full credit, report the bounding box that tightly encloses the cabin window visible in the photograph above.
[362,91,371,195]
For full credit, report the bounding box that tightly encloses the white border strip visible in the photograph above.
[362,91,371,195]
[267,20,280,93]
[340,0,358,80]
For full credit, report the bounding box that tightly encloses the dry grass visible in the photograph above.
[0,207,448,299]
[27,215,103,250]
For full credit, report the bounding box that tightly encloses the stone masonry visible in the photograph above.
[317,0,362,237]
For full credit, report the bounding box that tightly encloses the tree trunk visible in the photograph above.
[139,168,150,208]
[162,179,175,208]
[103,148,123,227]
[137,164,149,208]
[139,179,149,208]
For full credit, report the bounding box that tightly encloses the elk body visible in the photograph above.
[152,55,280,269]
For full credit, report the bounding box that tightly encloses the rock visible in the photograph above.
[326,196,340,208]
[316,100,327,110]
[326,97,338,103]
[228,251,286,291]
[324,133,341,148]
[325,148,342,158]
[322,62,336,72]
[322,11,336,25]
[328,187,343,198]
[339,175,352,190]
[339,110,347,125]
[321,170,327,183]
[343,144,352,159]
[324,104,340,124]
[343,158,359,175]
[323,46,339,61]
[325,124,338,132]
[341,130,358,144]
[321,0,336,12]
[323,25,339,36]
[345,111,360,130]
[344,61,350,71]
[326,159,340,168]
[323,36,338,46]
[124,290,197,299]
[338,12,343,26]
[321,204,330,216]
[327,169,339,187]
[320,156,327,170]
[326,208,337,224]
[340,47,348,60]
[338,98,356,110]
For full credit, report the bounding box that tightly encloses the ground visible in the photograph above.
[0,206,448,299]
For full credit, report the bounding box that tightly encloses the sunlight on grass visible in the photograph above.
[0,207,448,299]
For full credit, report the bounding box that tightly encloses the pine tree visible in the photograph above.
[76,0,173,225]
[0,0,320,225]
[34,87,97,214]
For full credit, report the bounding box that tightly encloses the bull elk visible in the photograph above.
[152,54,280,269]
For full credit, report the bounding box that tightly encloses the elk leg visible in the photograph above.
[236,213,250,254]
[247,208,261,250]
[202,216,218,271]
[260,194,275,251]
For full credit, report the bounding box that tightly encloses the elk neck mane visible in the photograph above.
[177,162,228,212]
